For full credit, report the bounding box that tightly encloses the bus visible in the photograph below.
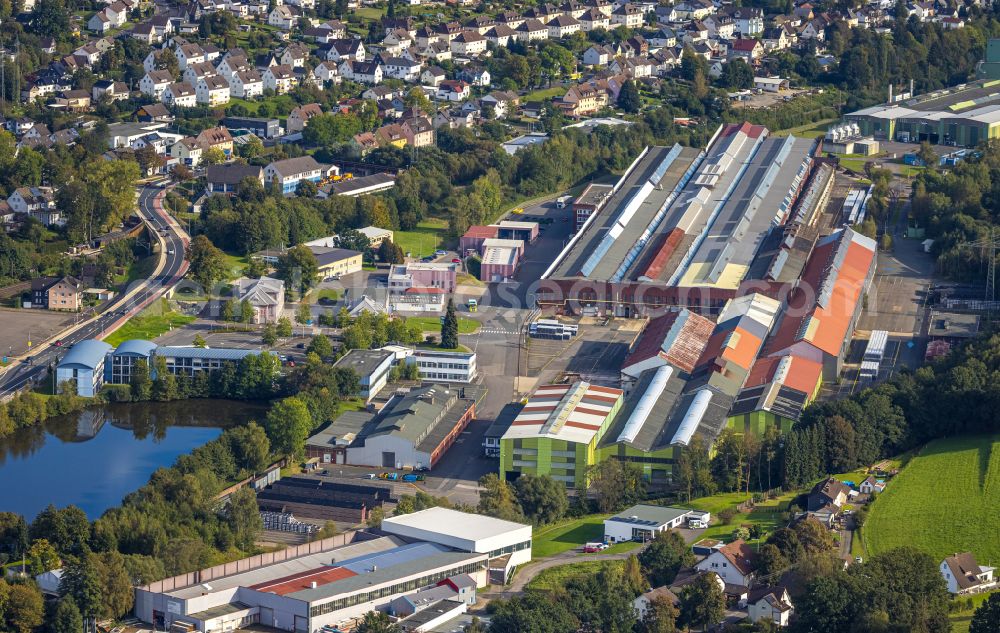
[528,319,578,340]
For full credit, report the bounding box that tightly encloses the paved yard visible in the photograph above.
[0,308,77,358]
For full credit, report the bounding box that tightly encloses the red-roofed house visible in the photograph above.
[763,227,877,380]
[728,38,764,62]
[460,225,499,254]
[621,308,715,388]
[695,539,757,587]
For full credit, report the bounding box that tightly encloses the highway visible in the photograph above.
[0,184,190,399]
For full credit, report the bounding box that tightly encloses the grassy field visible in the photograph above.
[863,435,1000,565]
[407,316,480,334]
[310,288,340,303]
[949,590,998,633]
[395,219,449,258]
[522,86,568,104]
[221,252,248,280]
[685,490,798,544]
[773,118,837,138]
[532,515,611,557]
[833,153,872,173]
[527,559,623,591]
[104,304,197,346]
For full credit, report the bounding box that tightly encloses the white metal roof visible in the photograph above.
[382,507,530,542]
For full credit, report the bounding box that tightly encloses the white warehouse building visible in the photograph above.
[603,504,711,543]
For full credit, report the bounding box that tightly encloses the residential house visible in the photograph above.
[32,276,83,311]
[485,24,516,47]
[421,66,446,86]
[547,14,582,38]
[340,60,382,84]
[206,163,264,195]
[579,8,610,31]
[234,276,284,323]
[704,14,736,39]
[195,126,233,157]
[139,70,173,99]
[325,39,366,62]
[376,123,408,148]
[92,79,129,102]
[807,478,850,512]
[612,3,645,28]
[183,60,218,86]
[176,43,206,70]
[402,116,435,147]
[458,66,490,87]
[170,137,203,167]
[280,44,309,68]
[384,56,422,81]
[196,75,230,106]
[730,7,764,36]
[268,5,301,29]
[729,38,764,63]
[480,91,518,119]
[436,80,470,102]
[163,82,197,107]
[264,155,327,194]
[8,186,55,215]
[287,103,323,133]
[747,586,794,627]
[858,476,886,495]
[556,83,609,117]
[88,10,114,33]
[351,131,379,155]
[694,540,757,588]
[516,19,550,42]
[648,28,676,48]
[673,0,715,20]
[940,553,996,595]
[130,23,158,44]
[53,89,90,112]
[230,69,263,99]
[763,26,795,51]
[583,45,611,67]
[312,61,341,85]
[450,31,487,56]
[263,64,296,93]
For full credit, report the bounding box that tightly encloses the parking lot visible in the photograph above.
[0,308,79,359]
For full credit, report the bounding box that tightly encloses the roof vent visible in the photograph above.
[310,581,317,589]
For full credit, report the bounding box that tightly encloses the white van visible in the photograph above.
[556,195,572,209]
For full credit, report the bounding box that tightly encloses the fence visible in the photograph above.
[141,529,371,593]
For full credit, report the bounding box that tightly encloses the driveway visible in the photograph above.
[486,547,643,599]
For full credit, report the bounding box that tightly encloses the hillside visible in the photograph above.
[863,434,1000,565]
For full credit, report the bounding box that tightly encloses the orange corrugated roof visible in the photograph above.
[745,353,822,395]
[250,566,356,596]
[641,228,685,280]
[719,326,761,371]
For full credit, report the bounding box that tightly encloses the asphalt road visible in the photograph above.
[0,184,190,398]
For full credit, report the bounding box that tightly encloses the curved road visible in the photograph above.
[0,184,189,398]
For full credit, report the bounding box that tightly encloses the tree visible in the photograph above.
[441,298,458,349]
[916,141,938,168]
[239,299,255,325]
[513,474,568,525]
[639,530,695,587]
[32,0,70,37]
[152,356,178,401]
[221,299,236,322]
[970,593,1000,633]
[378,239,404,264]
[476,473,523,522]
[262,324,277,346]
[203,147,226,165]
[51,596,83,633]
[721,58,754,89]
[60,554,104,621]
[226,487,262,550]
[26,539,59,575]
[679,572,725,632]
[296,302,312,325]
[276,316,293,337]
[263,397,313,458]
[618,79,641,113]
[277,245,318,298]
[488,592,579,633]
[186,235,230,293]
[306,335,333,358]
[355,610,401,633]
[4,582,44,633]
[366,507,384,528]
[587,458,645,512]
[638,595,679,633]
[193,334,207,348]
[296,179,318,197]
[756,543,787,580]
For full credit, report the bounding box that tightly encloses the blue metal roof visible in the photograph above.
[154,346,264,360]
[112,339,157,357]
[58,339,113,370]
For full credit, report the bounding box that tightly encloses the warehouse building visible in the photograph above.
[334,349,394,402]
[538,123,819,316]
[604,504,711,543]
[331,384,477,469]
[844,79,1000,146]
[256,477,395,524]
[133,508,531,633]
[499,382,624,488]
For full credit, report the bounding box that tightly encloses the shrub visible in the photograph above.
[718,508,737,525]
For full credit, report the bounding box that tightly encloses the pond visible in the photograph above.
[0,399,268,520]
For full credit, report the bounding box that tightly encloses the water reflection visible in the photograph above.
[0,399,267,520]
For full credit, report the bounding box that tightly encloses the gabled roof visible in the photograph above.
[942,553,988,590]
[623,309,715,378]
[716,539,757,576]
[502,381,623,445]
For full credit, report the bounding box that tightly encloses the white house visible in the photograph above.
[747,586,794,627]
[196,75,230,106]
[547,15,581,38]
[339,60,382,84]
[263,64,296,93]
[313,61,341,85]
[580,8,610,31]
[421,66,446,86]
[858,476,886,495]
[450,31,487,56]
[940,553,996,595]
[436,80,470,102]
[611,3,645,28]
[384,56,422,81]
[175,43,206,70]
[162,82,196,107]
[287,103,323,132]
[268,5,300,29]
[230,69,263,99]
[182,60,217,86]
[265,156,326,195]
[695,540,757,587]
[139,70,173,99]
[604,505,710,543]
[583,45,611,67]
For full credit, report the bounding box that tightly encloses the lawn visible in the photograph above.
[527,559,623,591]
[863,434,1000,565]
[685,489,799,545]
[532,514,611,557]
[407,316,480,334]
[522,86,568,104]
[949,590,998,633]
[833,153,873,173]
[104,303,197,346]
[772,118,837,139]
[395,218,449,258]
[309,288,340,304]
[221,252,248,280]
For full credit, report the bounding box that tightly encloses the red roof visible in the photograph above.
[718,539,757,576]
[722,121,766,139]
[744,352,823,395]
[463,225,499,239]
[731,38,761,51]
[250,566,356,596]
[765,230,876,357]
[641,228,685,280]
[624,308,714,374]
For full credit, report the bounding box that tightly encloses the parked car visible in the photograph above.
[451,258,461,263]
[435,250,447,256]
[402,474,425,482]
